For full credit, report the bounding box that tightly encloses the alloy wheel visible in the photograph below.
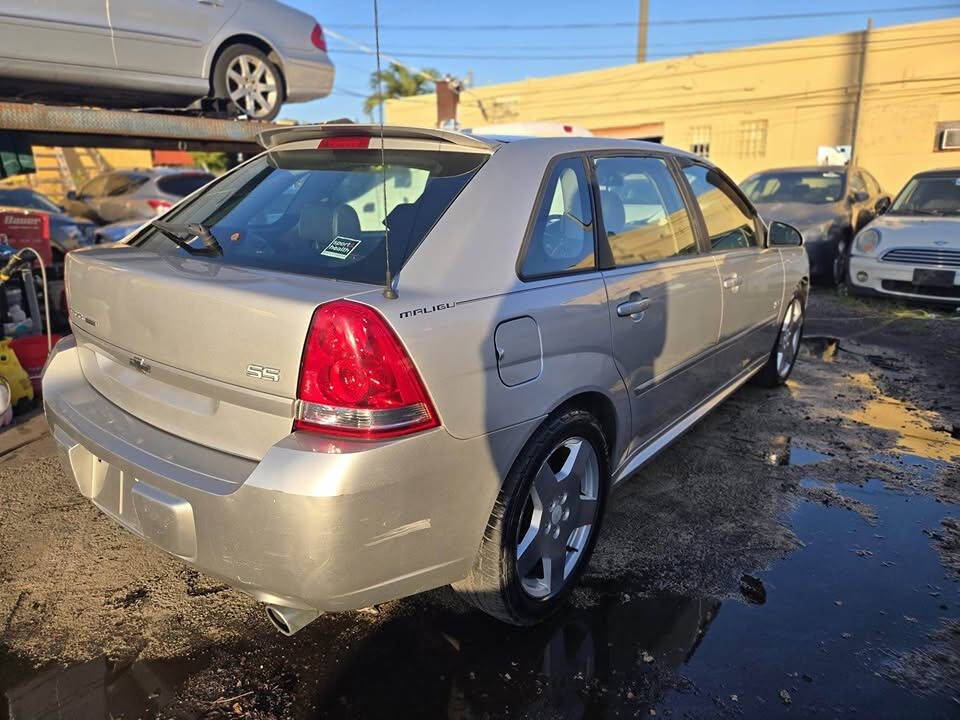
[776,298,803,378]
[226,54,279,119]
[515,437,600,600]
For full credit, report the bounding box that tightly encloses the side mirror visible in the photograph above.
[876,197,891,214]
[852,190,869,203]
[769,221,803,247]
[66,190,77,201]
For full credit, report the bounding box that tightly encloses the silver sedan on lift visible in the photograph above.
[0,0,334,120]
[43,125,808,635]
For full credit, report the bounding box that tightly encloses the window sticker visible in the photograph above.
[320,235,361,259]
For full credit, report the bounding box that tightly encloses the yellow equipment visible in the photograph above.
[0,339,34,410]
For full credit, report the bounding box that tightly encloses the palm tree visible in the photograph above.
[364,63,439,118]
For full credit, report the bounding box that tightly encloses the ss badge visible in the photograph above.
[246,364,280,382]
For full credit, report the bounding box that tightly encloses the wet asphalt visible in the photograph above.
[1,290,959,719]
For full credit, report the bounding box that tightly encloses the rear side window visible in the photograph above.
[682,163,759,250]
[130,149,486,284]
[156,173,216,197]
[520,157,594,278]
[594,155,697,265]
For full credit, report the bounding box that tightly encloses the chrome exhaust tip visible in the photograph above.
[265,604,320,636]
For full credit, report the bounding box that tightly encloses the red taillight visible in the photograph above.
[317,136,370,149]
[311,23,327,52]
[147,198,173,214]
[563,125,573,133]
[295,300,439,439]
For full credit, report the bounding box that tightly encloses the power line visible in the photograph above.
[328,4,960,31]
[327,31,960,61]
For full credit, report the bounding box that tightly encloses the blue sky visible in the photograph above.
[280,0,960,123]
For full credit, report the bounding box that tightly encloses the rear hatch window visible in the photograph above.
[155,172,216,197]
[130,149,486,284]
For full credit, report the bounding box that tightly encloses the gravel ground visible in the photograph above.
[1,289,958,719]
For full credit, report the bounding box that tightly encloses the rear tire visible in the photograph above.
[452,409,609,625]
[755,289,805,387]
[212,44,282,121]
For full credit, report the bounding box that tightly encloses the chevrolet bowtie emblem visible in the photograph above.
[129,356,151,374]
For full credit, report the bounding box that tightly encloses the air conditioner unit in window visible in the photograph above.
[941,127,960,150]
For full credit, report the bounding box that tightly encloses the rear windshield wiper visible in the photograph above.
[150,220,223,257]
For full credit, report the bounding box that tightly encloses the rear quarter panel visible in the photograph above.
[366,142,631,463]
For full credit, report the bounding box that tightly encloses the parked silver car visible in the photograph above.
[62,168,215,225]
[0,0,334,120]
[43,126,808,634]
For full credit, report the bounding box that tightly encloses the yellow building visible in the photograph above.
[386,17,960,193]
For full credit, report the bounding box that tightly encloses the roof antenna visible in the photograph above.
[373,0,397,300]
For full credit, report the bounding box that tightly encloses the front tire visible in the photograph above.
[452,409,609,625]
[755,290,805,387]
[212,44,282,121]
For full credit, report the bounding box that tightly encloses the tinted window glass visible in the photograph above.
[742,170,845,204]
[105,174,135,196]
[682,164,759,250]
[156,172,216,197]
[130,149,486,284]
[594,156,697,265]
[521,158,594,278]
[890,174,960,215]
[81,175,109,197]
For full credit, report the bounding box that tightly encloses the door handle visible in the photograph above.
[722,273,742,290]
[617,297,651,318]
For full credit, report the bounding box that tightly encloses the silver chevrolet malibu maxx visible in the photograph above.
[43,126,808,634]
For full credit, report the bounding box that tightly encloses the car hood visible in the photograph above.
[754,202,846,231]
[854,214,960,257]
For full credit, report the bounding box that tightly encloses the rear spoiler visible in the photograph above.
[258,123,494,151]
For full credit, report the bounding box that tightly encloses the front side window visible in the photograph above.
[849,171,867,195]
[890,173,960,216]
[520,157,595,278]
[594,155,697,266]
[682,163,759,250]
[80,175,109,197]
[129,148,487,284]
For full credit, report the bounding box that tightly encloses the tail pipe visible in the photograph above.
[265,604,320,636]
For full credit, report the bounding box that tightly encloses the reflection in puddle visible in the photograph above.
[766,435,830,466]
[848,372,960,462]
[1,652,205,720]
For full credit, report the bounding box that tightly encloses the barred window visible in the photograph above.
[739,120,768,159]
[690,126,711,159]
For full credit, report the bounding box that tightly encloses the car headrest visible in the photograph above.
[599,190,626,235]
[299,203,362,250]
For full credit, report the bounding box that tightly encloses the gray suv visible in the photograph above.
[43,126,808,635]
[63,169,215,225]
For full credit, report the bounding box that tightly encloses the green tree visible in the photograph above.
[364,63,438,118]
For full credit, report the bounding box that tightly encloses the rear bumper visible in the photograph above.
[278,49,334,103]
[848,254,960,304]
[43,338,535,612]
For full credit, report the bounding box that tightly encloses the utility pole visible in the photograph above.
[849,17,872,168]
[636,0,650,63]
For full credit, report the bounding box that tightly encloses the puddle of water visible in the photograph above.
[766,435,831,466]
[788,446,832,466]
[3,488,957,719]
[848,372,960,462]
[0,650,206,720]
[874,452,949,482]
